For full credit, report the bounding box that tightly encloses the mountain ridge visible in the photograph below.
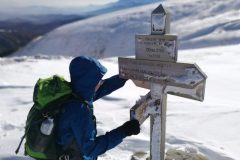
[14,0,240,58]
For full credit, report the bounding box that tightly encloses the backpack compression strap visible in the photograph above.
[15,134,26,154]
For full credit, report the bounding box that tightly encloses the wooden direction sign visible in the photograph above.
[119,57,207,160]
[130,92,151,124]
[118,4,207,160]
[119,57,207,89]
[136,35,178,62]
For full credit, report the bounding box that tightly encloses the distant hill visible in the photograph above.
[14,0,240,58]
[0,15,87,57]
[0,0,159,57]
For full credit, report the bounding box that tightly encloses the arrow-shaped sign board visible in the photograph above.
[119,57,207,89]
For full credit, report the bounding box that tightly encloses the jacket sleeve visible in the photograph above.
[94,74,128,101]
[70,103,127,158]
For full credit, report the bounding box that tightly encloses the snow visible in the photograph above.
[1,0,240,159]
[1,44,240,159]
[14,0,240,58]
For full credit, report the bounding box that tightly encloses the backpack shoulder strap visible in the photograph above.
[71,93,93,114]
[71,93,90,106]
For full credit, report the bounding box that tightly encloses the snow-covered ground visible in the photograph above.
[2,0,240,159]
[1,44,240,160]
[14,0,240,58]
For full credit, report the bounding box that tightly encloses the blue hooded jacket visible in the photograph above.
[57,56,127,160]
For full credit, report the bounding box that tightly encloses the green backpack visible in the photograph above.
[15,75,74,159]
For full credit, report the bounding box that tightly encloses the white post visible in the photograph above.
[150,83,167,160]
[150,7,170,159]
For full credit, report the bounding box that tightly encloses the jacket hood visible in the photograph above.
[69,56,107,102]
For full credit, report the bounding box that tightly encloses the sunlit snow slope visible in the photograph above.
[14,0,240,58]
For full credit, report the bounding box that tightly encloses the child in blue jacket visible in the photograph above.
[57,56,140,160]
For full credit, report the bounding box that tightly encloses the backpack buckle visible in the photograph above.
[42,112,50,118]
[59,154,70,160]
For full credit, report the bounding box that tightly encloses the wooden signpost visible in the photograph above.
[118,4,207,160]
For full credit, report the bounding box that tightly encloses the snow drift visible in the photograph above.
[1,44,240,159]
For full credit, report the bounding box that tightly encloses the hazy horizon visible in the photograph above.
[0,0,118,9]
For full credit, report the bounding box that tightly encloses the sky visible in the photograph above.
[0,0,118,8]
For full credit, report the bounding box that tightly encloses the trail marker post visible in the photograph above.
[118,4,207,160]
